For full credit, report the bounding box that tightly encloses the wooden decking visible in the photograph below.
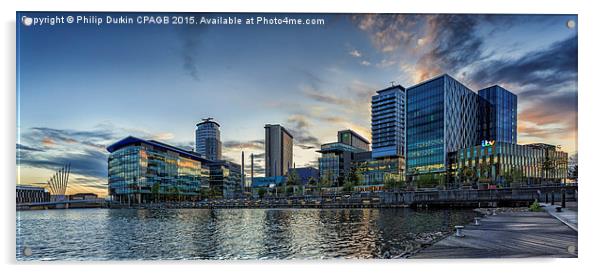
[411,211,578,258]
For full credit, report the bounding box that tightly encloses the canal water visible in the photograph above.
[16,208,477,260]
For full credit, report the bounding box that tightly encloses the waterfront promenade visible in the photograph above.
[411,208,578,258]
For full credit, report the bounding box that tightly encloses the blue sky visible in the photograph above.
[16,13,578,196]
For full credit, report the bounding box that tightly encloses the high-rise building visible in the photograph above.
[406,74,480,185]
[371,85,406,158]
[478,85,518,144]
[195,118,222,161]
[264,124,294,177]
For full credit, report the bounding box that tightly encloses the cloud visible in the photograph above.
[352,14,423,53]
[413,15,485,83]
[16,143,43,152]
[285,115,321,148]
[471,35,577,90]
[223,139,264,150]
[178,25,207,81]
[18,149,108,179]
[360,60,371,66]
[302,85,354,106]
[349,49,362,57]
[23,127,114,151]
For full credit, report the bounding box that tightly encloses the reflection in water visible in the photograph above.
[16,208,476,260]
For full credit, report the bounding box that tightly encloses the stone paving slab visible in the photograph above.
[541,203,578,231]
[411,211,578,259]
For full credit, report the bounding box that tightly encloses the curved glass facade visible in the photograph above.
[108,137,212,203]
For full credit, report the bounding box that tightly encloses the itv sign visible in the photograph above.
[481,140,496,147]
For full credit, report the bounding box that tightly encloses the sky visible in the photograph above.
[16,13,578,197]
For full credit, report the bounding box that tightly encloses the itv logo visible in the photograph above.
[481,140,496,147]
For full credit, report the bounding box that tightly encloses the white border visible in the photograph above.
[2,1,600,273]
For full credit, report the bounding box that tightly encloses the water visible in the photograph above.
[16,208,477,260]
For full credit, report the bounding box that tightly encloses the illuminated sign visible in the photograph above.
[481,140,496,147]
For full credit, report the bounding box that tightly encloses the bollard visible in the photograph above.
[551,193,555,205]
[455,225,465,237]
[492,209,497,216]
[561,190,566,208]
[474,217,481,226]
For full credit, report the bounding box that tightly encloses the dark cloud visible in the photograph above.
[303,87,354,106]
[285,115,322,149]
[16,143,43,152]
[178,25,207,81]
[223,139,264,150]
[18,149,108,179]
[24,127,113,150]
[296,144,316,150]
[471,35,577,90]
[414,15,485,82]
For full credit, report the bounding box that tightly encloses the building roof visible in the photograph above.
[375,84,405,94]
[196,118,220,127]
[317,142,364,154]
[107,136,212,163]
[265,124,293,138]
[338,129,370,145]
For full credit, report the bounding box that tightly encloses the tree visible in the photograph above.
[384,176,403,191]
[478,160,491,183]
[199,187,211,200]
[568,153,578,182]
[539,154,556,184]
[318,175,330,196]
[257,188,267,199]
[286,169,300,196]
[307,177,317,195]
[151,182,161,203]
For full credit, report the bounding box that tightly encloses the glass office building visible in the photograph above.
[449,142,568,187]
[406,74,480,186]
[338,129,370,151]
[208,161,242,199]
[317,142,366,184]
[371,85,406,158]
[107,136,245,203]
[478,85,518,144]
[352,151,404,190]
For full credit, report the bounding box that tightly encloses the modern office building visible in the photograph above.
[449,142,568,187]
[351,151,405,190]
[478,85,518,144]
[107,136,243,203]
[338,129,370,151]
[264,124,294,177]
[16,185,50,203]
[371,85,406,158]
[317,141,366,185]
[406,74,480,186]
[317,129,369,185]
[195,118,222,161]
[208,160,242,199]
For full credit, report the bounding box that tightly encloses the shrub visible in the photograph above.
[529,199,543,212]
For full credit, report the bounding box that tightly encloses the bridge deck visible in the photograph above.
[411,211,578,258]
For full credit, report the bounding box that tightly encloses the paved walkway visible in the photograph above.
[540,203,578,231]
[411,211,578,258]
